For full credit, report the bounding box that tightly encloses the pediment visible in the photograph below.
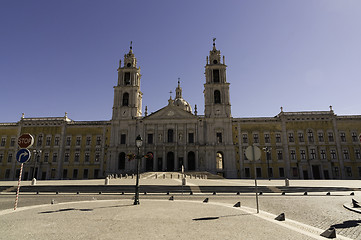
[145,105,196,120]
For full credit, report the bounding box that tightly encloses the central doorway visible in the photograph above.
[167,152,174,171]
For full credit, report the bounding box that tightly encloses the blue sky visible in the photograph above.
[1,0,361,122]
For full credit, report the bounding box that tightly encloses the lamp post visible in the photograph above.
[32,149,42,180]
[134,135,143,205]
[263,147,271,181]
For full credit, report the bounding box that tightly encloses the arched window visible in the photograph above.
[214,90,221,104]
[122,93,129,106]
[216,151,224,170]
[118,152,126,170]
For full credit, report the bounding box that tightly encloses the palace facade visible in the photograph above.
[1,42,361,180]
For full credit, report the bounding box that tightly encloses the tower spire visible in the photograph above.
[213,38,216,50]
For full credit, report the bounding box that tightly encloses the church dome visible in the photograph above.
[173,97,192,113]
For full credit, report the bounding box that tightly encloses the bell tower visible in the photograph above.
[112,42,143,120]
[204,39,231,118]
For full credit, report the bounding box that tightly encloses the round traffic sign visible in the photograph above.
[359,133,361,143]
[245,145,262,161]
[18,133,34,148]
[16,148,31,163]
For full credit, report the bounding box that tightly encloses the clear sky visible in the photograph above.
[1,0,361,122]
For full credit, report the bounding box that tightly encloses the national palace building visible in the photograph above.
[1,42,361,180]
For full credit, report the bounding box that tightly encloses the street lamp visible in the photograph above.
[32,149,42,180]
[134,135,143,205]
[263,147,271,181]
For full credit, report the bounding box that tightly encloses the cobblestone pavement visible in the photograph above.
[1,192,361,239]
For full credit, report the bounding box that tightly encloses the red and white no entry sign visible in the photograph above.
[18,133,34,148]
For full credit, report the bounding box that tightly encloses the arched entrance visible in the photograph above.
[146,152,154,171]
[188,151,196,171]
[216,151,224,170]
[118,152,126,170]
[167,152,174,171]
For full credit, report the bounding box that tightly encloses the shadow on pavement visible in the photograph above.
[331,220,361,229]
[193,213,252,221]
[38,204,133,214]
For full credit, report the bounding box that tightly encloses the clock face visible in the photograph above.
[213,60,218,64]
[127,63,131,67]
[122,110,128,116]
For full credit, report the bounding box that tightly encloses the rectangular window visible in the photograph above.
[355,149,361,159]
[352,132,358,142]
[310,149,316,159]
[188,133,194,144]
[216,132,222,143]
[96,136,101,145]
[346,167,352,177]
[277,150,283,160]
[10,138,15,147]
[0,153,3,163]
[331,150,336,159]
[343,149,349,159]
[298,133,304,142]
[340,133,346,142]
[66,136,71,146]
[54,136,60,146]
[213,69,220,83]
[328,132,334,142]
[253,134,259,143]
[86,136,91,146]
[307,130,314,143]
[75,153,80,162]
[46,136,51,146]
[245,168,250,178]
[53,153,58,162]
[288,133,294,143]
[318,132,324,142]
[63,169,68,179]
[64,153,69,162]
[73,169,78,179]
[276,133,281,143]
[168,129,174,143]
[264,134,270,143]
[85,153,90,162]
[290,150,296,160]
[292,167,298,177]
[268,168,274,178]
[320,150,326,160]
[147,134,153,144]
[279,168,285,178]
[256,168,262,178]
[300,150,306,160]
[83,169,89,179]
[76,137,81,146]
[1,137,6,147]
[94,169,100,179]
[120,134,126,144]
[44,153,49,162]
[37,135,43,146]
[242,134,248,144]
[95,152,100,162]
[7,153,13,162]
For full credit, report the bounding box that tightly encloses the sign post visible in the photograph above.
[246,145,262,214]
[14,133,34,210]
